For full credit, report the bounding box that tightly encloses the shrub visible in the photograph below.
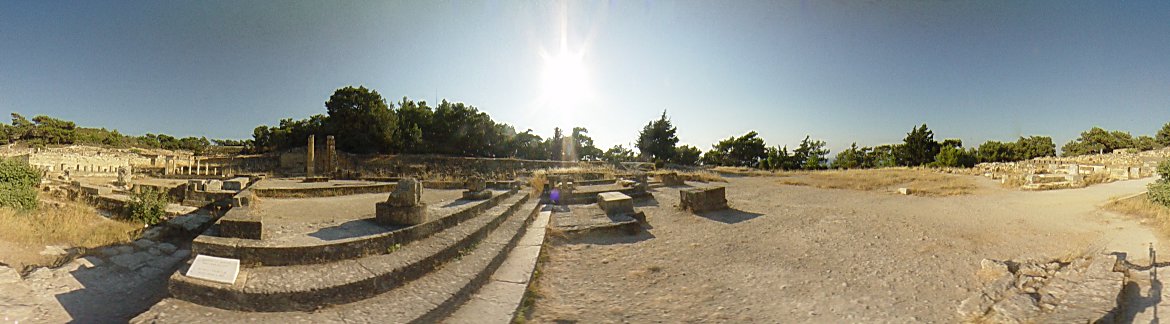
[0,158,41,210]
[127,189,168,225]
[1149,160,1170,207]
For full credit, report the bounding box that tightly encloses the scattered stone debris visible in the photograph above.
[957,254,1125,323]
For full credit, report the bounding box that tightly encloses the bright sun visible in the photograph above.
[539,48,589,110]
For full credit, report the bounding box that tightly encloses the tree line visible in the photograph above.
[249,86,605,161]
[0,113,215,154]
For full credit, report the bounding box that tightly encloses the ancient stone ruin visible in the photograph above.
[462,175,492,200]
[957,254,1125,322]
[660,172,685,186]
[680,186,729,212]
[376,177,428,225]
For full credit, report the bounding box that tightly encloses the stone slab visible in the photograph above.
[185,255,240,285]
[111,251,151,270]
[597,192,634,215]
[680,186,728,212]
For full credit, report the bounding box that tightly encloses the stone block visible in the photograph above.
[187,180,207,192]
[219,213,263,240]
[462,190,492,200]
[897,188,911,195]
[388,178,422,207]
[375,202,428,226]
[680,186,728,212]
[660,172,685,186]
[465,176,487,192]
[222,177,250,191]
[205,180,224,191]
[597,192,634,215]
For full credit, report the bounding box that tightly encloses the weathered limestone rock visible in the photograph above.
[0,265,21,283]
[205,180,223,192]
[958,255,1124,323]
[680,186,728,212]
[660,172,685,186]
[897,188,912,195]
[388,178,422,207]
[462,176,492,200]
[376,178,428,225]
[597,192,634,215]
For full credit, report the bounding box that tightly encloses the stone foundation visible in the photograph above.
[462,190,492,200]
[680,186,728,212]
[660,172,685,186]
[375,203,429,226]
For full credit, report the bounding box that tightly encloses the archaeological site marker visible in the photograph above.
[185,255,241,284]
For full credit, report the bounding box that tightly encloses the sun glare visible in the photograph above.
[540,48,589,110]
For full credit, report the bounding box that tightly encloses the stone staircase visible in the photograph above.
[133,189,543,323]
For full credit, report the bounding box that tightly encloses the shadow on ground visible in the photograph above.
[695,208,764,224]
[560,231,655,246]
[309,218,389,241]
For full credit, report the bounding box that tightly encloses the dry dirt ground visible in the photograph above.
[528,174,1166,323]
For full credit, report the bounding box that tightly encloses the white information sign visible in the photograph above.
[185,255,240,285]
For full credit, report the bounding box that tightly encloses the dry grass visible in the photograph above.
[1104,193,1170,235]
[649,169,726,182]
[0,198,141,249]
[711,166,790,177]
[777,168,977,196]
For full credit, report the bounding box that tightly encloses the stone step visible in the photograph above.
[165,192,532,312]
[444,210,551,323]
[195,189,518,267]
[132,198,542,323]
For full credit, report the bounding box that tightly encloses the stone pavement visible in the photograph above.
[445,210,551,323]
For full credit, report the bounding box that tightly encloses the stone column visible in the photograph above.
[306,135,316,177]
[325,135,336,175]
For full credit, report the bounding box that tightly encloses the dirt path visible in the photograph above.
[529,175,1165,323]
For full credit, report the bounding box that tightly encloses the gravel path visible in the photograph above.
[528,175,1165,323]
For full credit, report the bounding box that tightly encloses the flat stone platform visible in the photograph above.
[551,203,641,236]
[238,189,493,245]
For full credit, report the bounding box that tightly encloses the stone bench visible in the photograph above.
[597,192,634,215]
[680,186,728,212]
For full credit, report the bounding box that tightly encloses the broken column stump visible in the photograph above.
[660,172,685,186]
[680,186,728,212]
[461,176,492,200]
[375,178,428,226]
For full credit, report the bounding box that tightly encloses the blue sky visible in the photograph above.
[2,1,1169,154]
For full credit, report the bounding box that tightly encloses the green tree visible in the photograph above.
[571,127,603,161]
[708,131,766,167]
[977,141,1017,163]
[603,144,637,163]
[869,144,900,168]
[673,145,702,166]
[933,146,977,168]
[794,136,829,170]
[393,97,432,153]
[900,124,940,167]
[832,143,872,169]
[1014,136,1056,160]
[1062,127,1135,156]
[636,111,679,163]
[1158,123,1170,147]
[324,86,397,154]
[1135,135,1159,151]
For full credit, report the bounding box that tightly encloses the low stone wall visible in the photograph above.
[251,183,395,198]
[191,189,521,266]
